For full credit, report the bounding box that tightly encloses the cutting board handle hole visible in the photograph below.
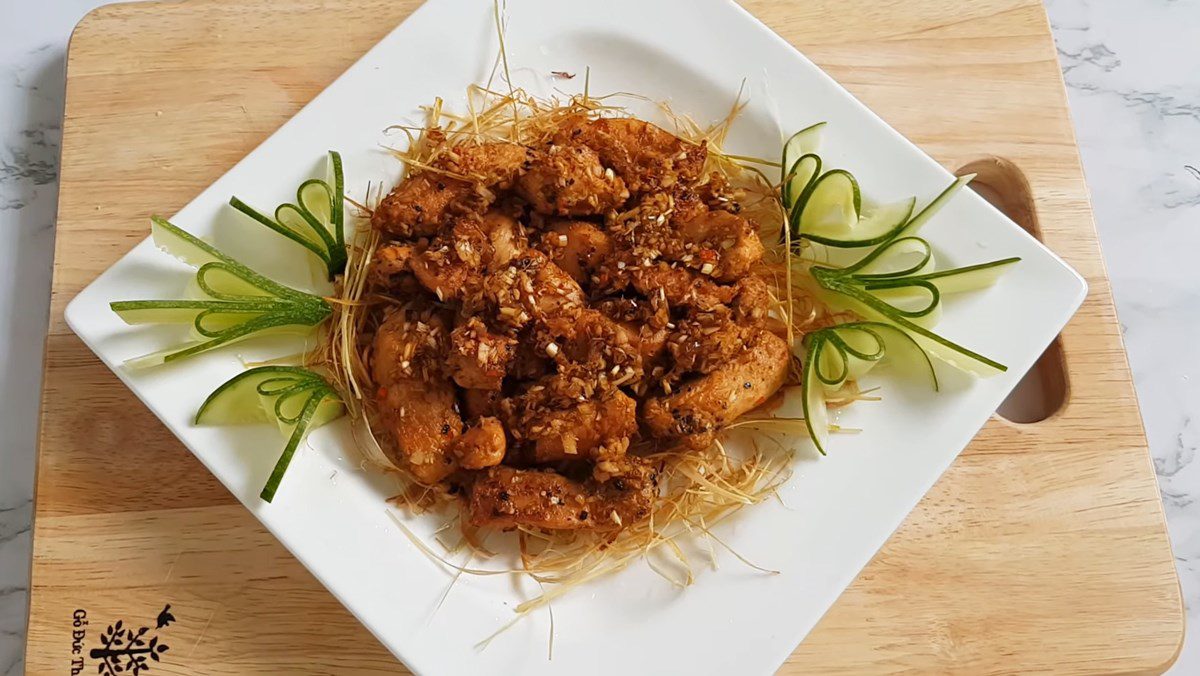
[956,157,1068,424]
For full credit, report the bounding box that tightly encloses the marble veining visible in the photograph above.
[1046,0,1200,672]
[0,1,1196,673]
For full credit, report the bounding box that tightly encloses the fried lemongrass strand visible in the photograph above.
[316,223,378,417]
[387,510,526,577]
[682,517,780,575]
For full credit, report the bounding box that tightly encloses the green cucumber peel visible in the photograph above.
[778,125,1020,454]
[782,153,822,215]
[792,169,861,242]
[800,334,830,456]
[230,150,347,280]
[110,216,332,368]
[799,321,940,454]
[886,256,1022,295]
[812,265,1007,376]
[786,161,972,249]
[780,122,826,184]
[882,173,973,245]
[196,365,345,502]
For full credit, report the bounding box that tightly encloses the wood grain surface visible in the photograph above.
[27,0,1183,673]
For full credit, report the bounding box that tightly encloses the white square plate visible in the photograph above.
[65,0,1087,674]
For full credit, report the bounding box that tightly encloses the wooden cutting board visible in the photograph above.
[28,0,1183,673]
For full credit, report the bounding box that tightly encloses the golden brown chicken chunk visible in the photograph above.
[410,217,491,302]
[481,249,585,330]
[538,220,612,285]
[368,243,423,296]
[667,316,751,376]
[505,389,638,464]
[372,174,476,239]
[560,117,707,193]
[732,274,772,323]
[370,305,451,384]
[467,458,657,530]
[674,209,765,282]
[370,243,414,282]
[642,328,790,449]
[536,308,644,389]
[447,317,517,390]
[371,309,463,484]
[436,142,532,188]
[450,417,507,470]
[607,192,762,283]
[516,143,630,216]
[481,210,526,268]
[625,262,739,312]
[372,142,531,238]
[374,379,463,484]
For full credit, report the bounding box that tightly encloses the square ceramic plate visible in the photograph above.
[65,0,1087,673]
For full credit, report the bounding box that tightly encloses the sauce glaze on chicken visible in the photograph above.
[366,114,790,531]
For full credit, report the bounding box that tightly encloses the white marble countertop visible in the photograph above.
[1,0,1196,673]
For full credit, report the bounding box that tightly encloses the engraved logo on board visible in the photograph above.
[71,605,174,675]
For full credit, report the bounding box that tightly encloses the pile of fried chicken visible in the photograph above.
[366,114,791,531]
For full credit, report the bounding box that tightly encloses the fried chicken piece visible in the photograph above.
[669,183,710,224]
[371,309,463,484]
[674,209,764,282]
[436,142,532,189]
[371,142,531,238]
[642,328,790,449]
[374,379,463,484]
[626,324,669,366]
[410,209,532,304]
[560,117,706,193]
[608,191,762,282]
[674,173,742,220]
[450,417,507,470]
[371,174,476,239]
[481,210,526,268]
[467,457,657,530]
[628,262,738,312]
[732,274,772,323]
[410,217,490,302]
[370,305,451,385]
[370,243,414,282]
[447,317,517,390]
[482,249,586,330]
[516,143,629,216]
[667,316,751,376]
[537,308,643,387]
[367,243,425,296]
[594,297,671,365]
[506,390,638,464]
[538,220,612,285]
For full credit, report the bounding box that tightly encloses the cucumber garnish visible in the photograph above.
[110,216,332,368]
[229,151,348,280]
[782,153,821,213]
[780,122,826,184]
[196,366,344,502]
[779,124,1022,452]
[800,322,938,455]
[812,265,1007,375]
[781,131,973,249]
[792,169,861,242]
